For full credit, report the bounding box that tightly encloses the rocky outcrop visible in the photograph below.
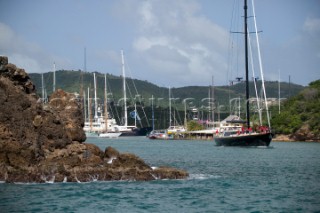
[49,89,86,143]
[291,124,320,142]
[0,56,188,182]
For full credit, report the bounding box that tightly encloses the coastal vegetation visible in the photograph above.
[270,80,320,141]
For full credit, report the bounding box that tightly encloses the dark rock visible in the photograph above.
[104,146,120,159]
[49,89,86,143]
[0,56,188,183]
[152,167,189,179]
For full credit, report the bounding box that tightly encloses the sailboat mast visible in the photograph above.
[212,76,214,124]
[244,0,250,128]
[83,90,87,123]
[279,69,281,114]
[169,87,172,127]
[121,50,128,127]
[88,87,92,130]
[93,73,98,120]
[104,74,108,131]
[151,95,155,131]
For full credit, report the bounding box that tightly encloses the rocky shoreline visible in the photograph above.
[273,134,320,142]
[272,133,320,142]
[0,56,188,183]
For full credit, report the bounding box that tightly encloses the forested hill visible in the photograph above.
[29,70,304,108]
[271,80,320,141]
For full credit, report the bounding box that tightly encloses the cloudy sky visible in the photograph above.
[0,0,319,87]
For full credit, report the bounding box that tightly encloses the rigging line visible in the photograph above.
[106,77,120,123]
[124,54,150,127]
[251,0,271,128]
[229,0,241,83]
[123,60,140,126]
[248,28,262,125]
[227,0,238,113]
[227,0,236,82]
[170,89,183,126]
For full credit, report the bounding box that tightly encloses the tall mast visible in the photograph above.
[83,90,87,123]
[104,74,108,131]
[244,0,250,128]
[151,95,155,130]
[208,86,210,127]
[169,87,172,127]
[53,62,56,92]
[93,72,98,120]
[278,69,281,114]
[211,76,214,124]
[121,50,128,127]
[88,87,92,130]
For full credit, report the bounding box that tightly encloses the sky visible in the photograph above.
[0,0,319,87]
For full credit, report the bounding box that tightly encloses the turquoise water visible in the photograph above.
[1,137,320,212]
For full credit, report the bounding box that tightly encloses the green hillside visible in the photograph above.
[29,70,303,108]
[29,70,305,129]
[270,80,320,141]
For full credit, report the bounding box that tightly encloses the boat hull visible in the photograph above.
[99,132,122,138]
[214,132,272,146]
[120,127,153,137]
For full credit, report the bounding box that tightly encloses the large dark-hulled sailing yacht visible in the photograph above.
[214,0,272,146]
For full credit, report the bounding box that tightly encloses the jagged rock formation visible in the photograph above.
[0,56,188,182]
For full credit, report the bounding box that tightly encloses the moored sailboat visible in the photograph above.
[214,0,272,146]
[117,50,152,136]
[83,73,121,138]
[99,74,122,138]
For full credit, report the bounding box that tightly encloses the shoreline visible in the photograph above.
[272,134,320,142]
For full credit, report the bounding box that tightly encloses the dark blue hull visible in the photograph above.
[120,127,153,136]
[214,132,272,146]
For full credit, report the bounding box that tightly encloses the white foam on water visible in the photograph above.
[88,174,99,182]
[45,176,55,184]
[40,175,55,183]
[188,173,221,180]
[75,176,81,183]
[63,176,67,183]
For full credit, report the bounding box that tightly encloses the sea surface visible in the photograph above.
[1,137,320,213]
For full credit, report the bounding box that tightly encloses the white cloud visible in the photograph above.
[133,36,169,52]
[126,0,230,86]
